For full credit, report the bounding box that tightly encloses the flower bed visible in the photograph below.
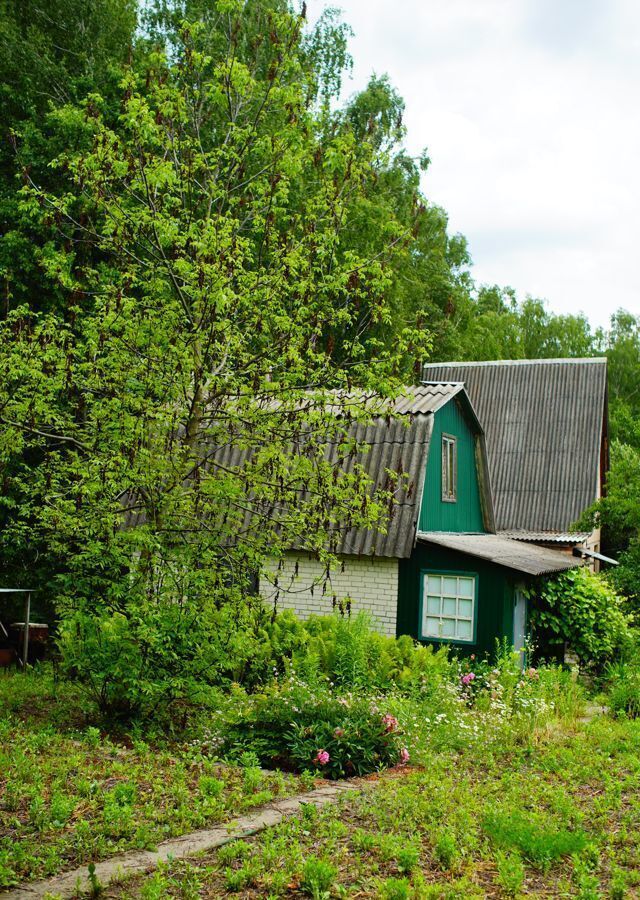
[221,679,410,779]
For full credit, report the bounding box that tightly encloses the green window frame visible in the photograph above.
[441,434,457,502]
[419,569,478,644]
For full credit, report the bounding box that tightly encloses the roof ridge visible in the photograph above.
[423,357,606,368]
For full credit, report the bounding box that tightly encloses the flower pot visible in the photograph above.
[0,648,16,668]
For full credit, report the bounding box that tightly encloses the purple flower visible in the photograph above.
[314,749,330,766]
[461,672,476,686]
[399,748,410,764]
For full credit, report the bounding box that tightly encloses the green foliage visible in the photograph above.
[529,568,630,668]
[449,288,597,363]
[604,659,640,719]
[222,678,408,779]
[607,539,640,609]
[0,2,430,711]
[300,857,337,899]
[433,829,460,871]
[494,849,525,898]
[577,441,640,548]
[298,612,456,694]
[0,667,301,888]
[56,602,309,722]
[482,808,588,870]
[378,877,412,900]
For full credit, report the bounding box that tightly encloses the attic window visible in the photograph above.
[442,434,457,502]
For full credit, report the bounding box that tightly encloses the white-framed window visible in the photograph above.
[421,572,476,643]
[441,434,457,502]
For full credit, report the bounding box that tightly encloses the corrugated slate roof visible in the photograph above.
[390,382,465,415]
[293,383,468,558]
[123,384,474,559]
[421,358,607,533]
[501,530,592,544]
[417,531,583,575]
[329,415,433,558]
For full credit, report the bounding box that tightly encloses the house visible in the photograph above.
[422,358,608,565]
[260,382,581,656]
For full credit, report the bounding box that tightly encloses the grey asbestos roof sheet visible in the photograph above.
[390,382,464,415]
[422,358,607,533]
[501,530,592,544]
[417,531,582,575]
[329,415,433,558]
[292,383,470,557]
[123,384,467,559]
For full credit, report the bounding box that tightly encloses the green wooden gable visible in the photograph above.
[418,397,487,533]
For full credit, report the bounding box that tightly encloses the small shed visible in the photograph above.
[260,383,580,654]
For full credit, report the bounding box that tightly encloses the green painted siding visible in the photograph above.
[419,399,485,533]
[397,543,518,658]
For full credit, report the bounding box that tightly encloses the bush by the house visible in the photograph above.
[529,568,631,668]
[295,611,457,695]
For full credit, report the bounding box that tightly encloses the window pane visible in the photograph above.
[458,598,473,618]
[443,576,457,595]
[443,597,456,616]
[456,619,472,639]
[425,617,441,636]
[440,618,456,637]
[426,575,441,594]
[458,578,474,598]
[427,596,441,615]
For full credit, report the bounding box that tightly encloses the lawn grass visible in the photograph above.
[0,668,303,889]
[104,716,640,899]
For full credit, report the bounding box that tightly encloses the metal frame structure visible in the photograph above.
[0,588,36,668]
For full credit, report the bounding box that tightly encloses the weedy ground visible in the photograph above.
[0,670,303,889]
[103,717,640,899]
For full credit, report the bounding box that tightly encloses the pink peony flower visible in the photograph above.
[461,672,476,686]
[399,747,410,764]
[314,749,330,766]
[382,714,399,733]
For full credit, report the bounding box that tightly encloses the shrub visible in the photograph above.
[298,612,456,696]
[221,679,409,778]
[56,602,308,724]
[529,568,631,669]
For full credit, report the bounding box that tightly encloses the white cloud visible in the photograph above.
[311,0,640,328]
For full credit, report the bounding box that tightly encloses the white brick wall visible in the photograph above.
[260,552,399,636]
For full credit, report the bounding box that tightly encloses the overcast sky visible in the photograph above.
[314,0,640,330]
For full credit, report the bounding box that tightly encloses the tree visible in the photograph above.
[603,310,640,448]
[0,0,138,314]
[0,3,425,716]
[447,287,597,363]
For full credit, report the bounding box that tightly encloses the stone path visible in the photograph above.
[578,703,609,725]
[577,703,609,724]
[4,782,357,899]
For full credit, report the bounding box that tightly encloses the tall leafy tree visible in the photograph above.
[0,0,137,314]
[0,2,424,713]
